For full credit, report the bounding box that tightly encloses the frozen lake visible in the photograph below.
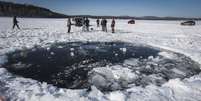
[0,17,201,101]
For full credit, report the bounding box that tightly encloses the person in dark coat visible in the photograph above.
[67,18,72,33]
[101,19,104,31]
[101,19,107,32]
[105,19,107,32]
[96,19,100,27]
[13,16,20,29]
[111,18,115,33]
[85,18,90,31]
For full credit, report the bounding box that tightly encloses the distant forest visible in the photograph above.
[0,1,200,20]
[0,1,67,18]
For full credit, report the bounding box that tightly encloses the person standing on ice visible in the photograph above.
[13,16,20,29]
[85,18,90,31]
[104,19,108,32]
[96,19,100,27]
[67,18,72,33]
[101,19,107,32]
[82,17,86,31]
[101,19,104,31]
[111,18,115,33]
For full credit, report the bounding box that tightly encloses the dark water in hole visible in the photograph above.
[2,42,201,90]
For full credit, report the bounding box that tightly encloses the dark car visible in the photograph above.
[181,21,196,26]
[128,19,135,24]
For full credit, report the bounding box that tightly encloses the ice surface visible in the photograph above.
[0,18,201,101]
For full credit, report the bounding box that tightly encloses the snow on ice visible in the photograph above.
[0,17,201,101]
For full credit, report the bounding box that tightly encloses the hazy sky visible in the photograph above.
[3,0,201,17]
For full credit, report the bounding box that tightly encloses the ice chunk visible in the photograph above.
[89,65,139,90]
[70,48,75,51]
[70,52,75,57]
[111,65,138,84]
[88,86,107,101]
[46,47,50,51]
[123,58,139,66]
[90,67,114,80]
[90,74,108,89]
[50,52,55,55]
[159,52,178,60]
[11,62,28,69]
[162,79,201,101]
[120,48,127,53]
[0,55,7,65]
[0,68,7,74]
[88,67,116,90]
[57,46,63,48]
[106,91,125,101]
[171,68,186,76]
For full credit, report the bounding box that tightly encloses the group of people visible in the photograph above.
[82,18,90,32]
[12,16,116,33]
[96,18,115,33]
[67,17,91,33]
[68,17,116,33]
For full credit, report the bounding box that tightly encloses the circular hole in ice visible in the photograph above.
[2,42,201,91]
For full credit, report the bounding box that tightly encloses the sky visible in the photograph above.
[3,0,201,17]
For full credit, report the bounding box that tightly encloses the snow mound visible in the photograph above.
[88,65,138,91]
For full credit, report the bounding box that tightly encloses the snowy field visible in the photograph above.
[0,17,201,101]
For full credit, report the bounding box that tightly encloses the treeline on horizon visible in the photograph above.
[0,1,67,18]
[0,1,200,20]
[69,15,201,20]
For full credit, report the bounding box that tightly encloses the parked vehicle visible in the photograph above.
[128,19,135,24]
[181,21,196,26]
